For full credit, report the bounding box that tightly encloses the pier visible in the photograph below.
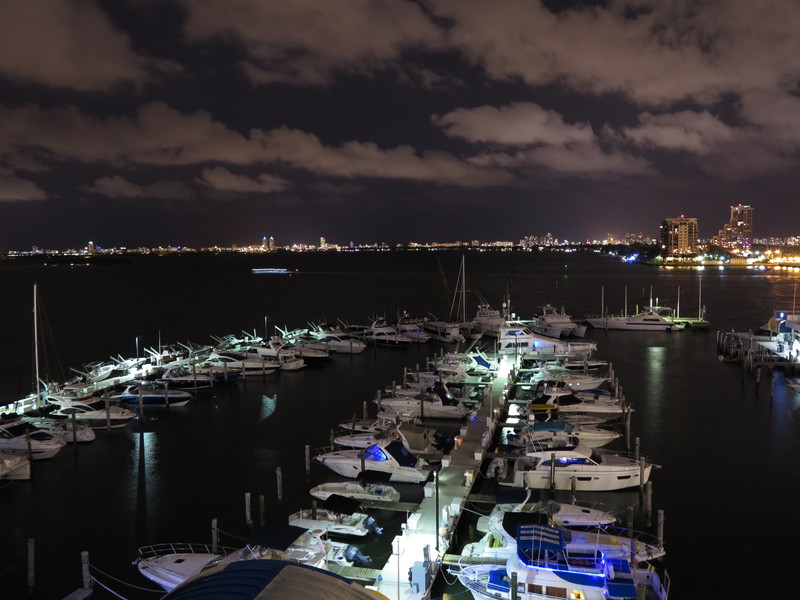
[369,357,511,600]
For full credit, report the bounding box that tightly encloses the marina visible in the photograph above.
[0,250,799,599]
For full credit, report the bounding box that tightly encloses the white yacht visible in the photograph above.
[366,319,413,346]
[0,416,65,459]
[586,306,683,331]
[46,396,136,429]
[489,440,655,491]
[309,480,401,504]
[314,439,429,483]
[531,304,587,338]
[136,524,371,592]
[497,323,597,359]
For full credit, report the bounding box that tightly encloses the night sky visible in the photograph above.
[1,0,798,250]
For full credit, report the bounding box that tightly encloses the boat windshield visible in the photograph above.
[384,441,418,467]
[362,445,389,462]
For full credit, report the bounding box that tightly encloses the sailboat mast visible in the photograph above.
[33,283,42,409]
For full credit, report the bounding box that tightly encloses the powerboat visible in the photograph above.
[157,365,214,389]
[422,319,466,343]
[505,418,621,449]
[469,498,663,563]
[309,480,401,504]
[24,417,96,443]
[110,384,192,407]
[450,522,669,600]
[287,495,383,537]
[333,422,455,456]
[587,306,683,331]
[0,415,65,459]
[245,343,307,370]
[377,381,472,420]
[203,351,280,376]
[0,453,31,480]
[314,439,429,483]
[367,319,413,347]
[488,440,656,491]
[46,396,136,429]
[497,323,597,359]
[395,313,431,343]
[136,524,371,592]
[531,304,587,338]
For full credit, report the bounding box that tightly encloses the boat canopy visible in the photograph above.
[515,523,565,564]
[245,524,308,551]
[383,440,418,467]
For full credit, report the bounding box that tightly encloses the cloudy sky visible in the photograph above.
[1,0,798,250]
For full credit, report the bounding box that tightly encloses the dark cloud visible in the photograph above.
[0,0,798,250]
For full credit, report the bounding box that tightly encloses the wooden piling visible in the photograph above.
[657,509,665,545]
[276,467,283,508]
[212,518,218,552]
[259,494,265,526]
[245,492,252,527]
[27,538,34,594]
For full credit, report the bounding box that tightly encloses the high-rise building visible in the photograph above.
[319,236,327,249]
[268,236,275,251]
[714,204,753,249]
[660,215,698,255]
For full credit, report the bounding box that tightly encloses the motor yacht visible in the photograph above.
[0,415,66,459]
[314,439,429,483]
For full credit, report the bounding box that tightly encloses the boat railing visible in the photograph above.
[136,542,238,561]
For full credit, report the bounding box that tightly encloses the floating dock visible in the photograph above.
[369,356,514,600]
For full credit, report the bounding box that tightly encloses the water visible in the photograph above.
[1,251,798,599]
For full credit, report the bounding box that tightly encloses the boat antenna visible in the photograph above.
[33,283,42,410]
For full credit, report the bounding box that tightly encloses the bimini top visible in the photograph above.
[516,523,566,564]
[244,523,308,551]
[166,559,381,600]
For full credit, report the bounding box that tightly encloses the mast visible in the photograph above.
[33,283,42,409]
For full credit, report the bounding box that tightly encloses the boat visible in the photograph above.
[308,480,401,504]
[0,415,66,459]
[245,341,307,370]
[505,418,621,449]
[472,291,507,337]
[333,422,455,456]
[376,380,472,420]
[0,453,31,480]
[488,439,655,491]
[46,396,137,429]
[531,304,587,338]
[586,306,683,331]
[314,439,429,483]
[366,319,413,347]
[479,489,618,528]
[422,319,466,344]
[395,313,432,343]
[203,351,280,376]
[469,498,664,563]
[308,330,367,354]
[110,384,192,407]
[497,323,597,359]
[157,365,214,389]
[450,522,669,600]
[136,524,371,592]
[287,495,383,537]
[23,417,96,443]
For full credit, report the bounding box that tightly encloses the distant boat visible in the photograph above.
[252,267,292,274]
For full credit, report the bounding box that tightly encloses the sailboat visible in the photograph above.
[424,255,471,343]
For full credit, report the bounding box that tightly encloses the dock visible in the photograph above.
[369,356,514,600]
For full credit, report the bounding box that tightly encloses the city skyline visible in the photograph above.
[2,2,800,251]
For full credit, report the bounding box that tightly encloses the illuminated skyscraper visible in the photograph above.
[660,215,698,255]
[268,236,275,251]
[714,204,753,249]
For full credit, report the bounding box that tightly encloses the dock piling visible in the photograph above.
[28,538,34,594]
[245,492,252,527]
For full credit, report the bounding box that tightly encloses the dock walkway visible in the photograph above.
[371,355,514,600]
